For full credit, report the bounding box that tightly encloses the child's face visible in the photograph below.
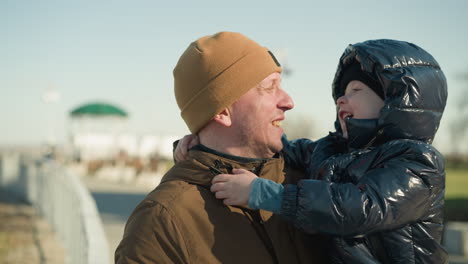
[336,80,385,139]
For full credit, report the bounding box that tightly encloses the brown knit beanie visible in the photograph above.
[173,31,282,133]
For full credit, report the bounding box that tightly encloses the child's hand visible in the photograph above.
[174,134,199,162]
[210,169,258,206]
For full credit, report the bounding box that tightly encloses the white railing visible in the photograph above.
[0,152,109,264]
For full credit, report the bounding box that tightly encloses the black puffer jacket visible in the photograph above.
[281,39,448,263]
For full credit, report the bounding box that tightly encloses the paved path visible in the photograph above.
[82,177,153,264]
[0,191,65,264]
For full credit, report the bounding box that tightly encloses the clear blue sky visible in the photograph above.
[2,0,468,153]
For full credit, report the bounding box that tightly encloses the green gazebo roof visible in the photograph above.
[70,102,128,117]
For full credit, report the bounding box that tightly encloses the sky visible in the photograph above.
[2,0,468,153]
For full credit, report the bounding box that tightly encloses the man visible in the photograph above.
[115,32,328,263]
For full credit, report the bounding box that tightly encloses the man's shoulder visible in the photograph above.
[126,179,205,228]
[144,179,202,211]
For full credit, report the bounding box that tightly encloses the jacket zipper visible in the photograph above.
[241,208,280,264]
[210,159,279,263]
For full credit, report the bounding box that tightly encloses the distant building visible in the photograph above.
[69,101,177,162]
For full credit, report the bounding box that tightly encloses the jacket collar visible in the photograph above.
[161,144,285,188]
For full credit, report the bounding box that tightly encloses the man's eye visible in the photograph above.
[352,88,362,92]
[260,85,275,93]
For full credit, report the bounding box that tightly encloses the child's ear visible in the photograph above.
[213,108,232,127]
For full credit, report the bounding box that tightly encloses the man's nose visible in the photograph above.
[278,90,294,111]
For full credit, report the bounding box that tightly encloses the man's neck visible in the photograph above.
[191,144,269,163]
[198,130,275,159]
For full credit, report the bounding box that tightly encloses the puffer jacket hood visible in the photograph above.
[331,39,448,146]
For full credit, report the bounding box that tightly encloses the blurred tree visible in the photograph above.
[273,48,293,77]
[282,113,317,140]
[449,71,468,158]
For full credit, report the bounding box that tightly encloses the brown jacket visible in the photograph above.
[115,146,329,264]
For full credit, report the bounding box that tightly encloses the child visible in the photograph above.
[210,39,448,263]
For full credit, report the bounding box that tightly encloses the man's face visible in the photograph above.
[337,80,385,138]
[229,72,294,158]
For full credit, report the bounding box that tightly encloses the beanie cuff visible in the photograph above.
[181,47,282,133]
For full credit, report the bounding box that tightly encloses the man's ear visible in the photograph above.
[213,108,232,127]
